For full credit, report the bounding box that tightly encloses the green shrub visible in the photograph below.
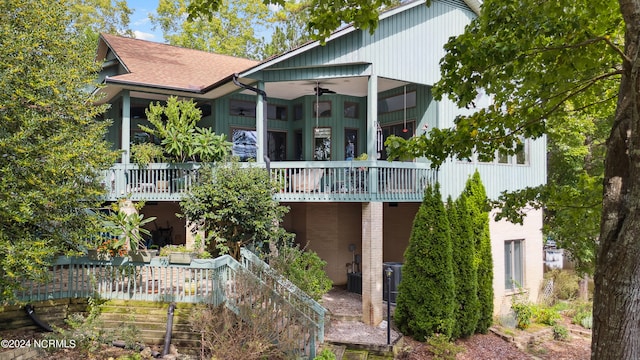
[544,269,580,302]
[314,348,337,360]
[553,324,570,341]
[569,301,593,329]
[463,171,494,333]
[426,333,465,360]
[395,184,456,340]
[268,244,333,301]
[580,315,593,329]
[447,195,480,338]
[534,306,561,326]
[511,301,534,330]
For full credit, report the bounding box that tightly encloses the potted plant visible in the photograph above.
[98,199,157,262]
[160,244,195,264]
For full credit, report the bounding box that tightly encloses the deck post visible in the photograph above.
[361,201,383,326]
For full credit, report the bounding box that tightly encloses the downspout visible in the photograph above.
[162,302,176,357]
[232,74,270,172]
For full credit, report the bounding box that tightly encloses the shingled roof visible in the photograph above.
[98,33,259,92]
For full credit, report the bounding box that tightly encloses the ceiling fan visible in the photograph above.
[313,85,336,96]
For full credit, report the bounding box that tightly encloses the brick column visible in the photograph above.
[362,202,383,325]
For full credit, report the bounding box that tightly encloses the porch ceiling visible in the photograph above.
[237,76,410,100]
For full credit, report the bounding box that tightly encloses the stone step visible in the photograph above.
[318,343,346,360]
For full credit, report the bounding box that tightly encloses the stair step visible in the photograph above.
[343,349,369,360]
[319,344,346,360]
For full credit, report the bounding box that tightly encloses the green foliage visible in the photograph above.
[180,161,294,259]
[382,0,619,280]
[534,306,561,326]
[0,0,119,299]
[268,244,333,301]
[184,0,398,45]
[426,333,465,360]
[544,270,580,303]
[395,183,455,340]
[314,348,337,360]
[569,302,593,329]
[153,0,275,59]
[553,324,570,341]
[46,296,108,352]
[463,171,494,333]
[447,195,479,338]
[101,199,156,251]
[130,142,165,166]
[67,0,134,37]
[511,297,534,330]
[140,96,231,163]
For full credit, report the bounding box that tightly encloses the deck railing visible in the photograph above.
[103,161,437,202]
[12,253,325,358]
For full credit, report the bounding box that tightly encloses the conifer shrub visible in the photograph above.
[447,194,480,338]
[463,171,494,333]
[395,184,456,340]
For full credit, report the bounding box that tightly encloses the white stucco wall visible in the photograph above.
[490,207,544,316]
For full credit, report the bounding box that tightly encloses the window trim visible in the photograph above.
[505,239,525,291]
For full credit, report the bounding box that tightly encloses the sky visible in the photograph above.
[127,0,164,43]
[126,0,280,44]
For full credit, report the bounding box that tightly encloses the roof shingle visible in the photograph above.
[100,33,259,91]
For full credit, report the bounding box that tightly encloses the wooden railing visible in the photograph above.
[102,161,437,202]
[12,253,326,358]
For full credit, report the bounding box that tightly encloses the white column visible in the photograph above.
[256,81,266,163]
[121,91,131,164]
[362,202,383,326]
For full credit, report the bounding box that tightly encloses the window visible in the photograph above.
[378,91,416,114]
[477,140,529,165]
[379,121,415,160]
[313,127,331,160]
[313,101,332,117]
[294,104,303,121]
[344,102,359,118]
[268,104,287,120]
[505,240,524,290]
[294,130,303,160]
[231,128,287,161]
[345,128,358,160]
[229,99,255,117]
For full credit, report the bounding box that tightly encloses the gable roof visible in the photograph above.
[97,33,258,92]
[238,0,479,80]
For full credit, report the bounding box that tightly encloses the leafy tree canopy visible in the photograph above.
[386,0,621,167]
[184,0,398,44]
[0,0,118,299]
[382,0,621,277]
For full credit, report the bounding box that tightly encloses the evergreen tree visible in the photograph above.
[464,171,494,333]
[447,194,480,338]
[395,184,455,340]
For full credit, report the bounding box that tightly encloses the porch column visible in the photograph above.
[121,90,131,164]
[256,81,266,164]
[362,201,383,326]
[366,73,378,160]
[367,73,379,193]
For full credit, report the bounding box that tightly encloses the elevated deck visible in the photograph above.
[103,161,437,203]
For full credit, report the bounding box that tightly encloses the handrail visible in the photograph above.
[102,161,437,202]
[240,248,327,343]
[10,252,325,359]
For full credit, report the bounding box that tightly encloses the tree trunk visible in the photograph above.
[592,1,640,358]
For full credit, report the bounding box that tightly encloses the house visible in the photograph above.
[95,0,544,326]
